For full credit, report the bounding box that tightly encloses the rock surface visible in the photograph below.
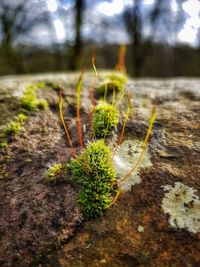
[0,73,200,267]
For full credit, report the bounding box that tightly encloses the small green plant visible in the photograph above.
[44,163,68,184]
[68,140,117,218]
[5,121,21,135]
[37,99,48,110]
[92,102,119,138]
[17,113,28,123]
[97,79,124,96]
[5,113,28,135]
[0,142,7,148]
[105,71,127,84]
[21,84,47,112]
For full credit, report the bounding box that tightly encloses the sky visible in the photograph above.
[8,0,200,47]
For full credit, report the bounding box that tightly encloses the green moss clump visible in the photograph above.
[5,121,22,135]
[68,140,117,218]
[44,163,68,184]
[5,113,28,135]
[37,99,48,110]
[97,71,127,96]
[97,79,124,96]
[0,142,7,148]
[105,72,127,84]
[92,102,119,138]
[17,113,28,123]
[21,84,48,112]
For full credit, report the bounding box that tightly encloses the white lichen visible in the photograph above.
[113,139,152,191]
[161,182,200,234]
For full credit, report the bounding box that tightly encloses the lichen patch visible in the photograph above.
[113,139,152,191]
[161,182,200,234]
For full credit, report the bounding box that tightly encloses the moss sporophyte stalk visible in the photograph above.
[47,48,156,219]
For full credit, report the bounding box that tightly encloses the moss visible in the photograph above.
[4,113,28,136]
[21,84,48,112]
[92,102,119,138]
[21,85,39,111]
[37,99,48,110]
[5,121,21,135]
[44,163,68,184]
[105,72,127,84]
[0,142,7,148]
[17,113,28,123]
[96,71,127,96]
[68,140,117,218]
[0,167,9,179]
[97,79,124,96]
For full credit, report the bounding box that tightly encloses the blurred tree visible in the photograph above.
[123,0,187,77]
[0,0,49,74]
[123,0,143,77]
[69,0,84,70]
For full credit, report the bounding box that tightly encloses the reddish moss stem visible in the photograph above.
[90,49,97,141]
[116,44,126,73]
[59,92,78,159]
[118,105,156,185]
[76,69,85,150]
[112,95,130,160]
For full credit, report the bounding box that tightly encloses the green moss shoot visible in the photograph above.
[21,84,48,112]
[44,163,68,184]
[92,102,119,138]
[97,79,124,96]
[68,140,117,218]
[5,121,21,135]
[105,71,127,84]
[0,142,7,148]
[37,99,48,110]
[5,113,28,136]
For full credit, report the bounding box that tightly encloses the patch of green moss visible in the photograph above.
[44,163,68,184]
[0,167,9,179]
[17,113,28,123]
[68,140,117,218]
[37,99,48,110]
[97,79,124,96]
[0,142,7,148]
[21,84,48,112]
[4,113,28,136]
[92,102,119,138]
[5,121,21,135]
[105,71,127,84]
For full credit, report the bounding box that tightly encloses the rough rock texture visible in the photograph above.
[0,73,200,267]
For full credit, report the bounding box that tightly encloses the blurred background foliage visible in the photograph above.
[0,0,199,77]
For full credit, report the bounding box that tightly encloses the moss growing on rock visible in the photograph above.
[97,71,127,96]
[68,140,117,218]
[21,84,47,112]
[92,102,119,138]
[44,163,68,184]
[105,71,127,84]
[5,113,28,136]
[37,99,48,110]
[97,79,124,96]
[0,142,7,148]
